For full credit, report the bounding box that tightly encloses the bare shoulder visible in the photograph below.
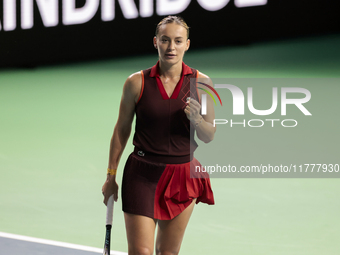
[125,71,142,92]
[197,71,213,97]
[197,71,213,85]
[123,71,142,103]
[197,71,210,80]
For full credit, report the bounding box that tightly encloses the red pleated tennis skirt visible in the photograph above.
[121,149,215,220]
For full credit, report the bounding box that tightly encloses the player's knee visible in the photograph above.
[129,246,153,255]
[155,248,179,255]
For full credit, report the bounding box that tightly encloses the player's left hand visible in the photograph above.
[184,97,202,124]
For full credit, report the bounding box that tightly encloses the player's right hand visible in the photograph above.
[102,175,119,205]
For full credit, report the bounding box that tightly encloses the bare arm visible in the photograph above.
[102,72,142,204]
[184,72,216,143]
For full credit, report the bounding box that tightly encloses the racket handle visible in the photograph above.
[106,195,114,225]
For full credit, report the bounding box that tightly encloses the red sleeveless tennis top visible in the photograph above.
[133,61,200,162]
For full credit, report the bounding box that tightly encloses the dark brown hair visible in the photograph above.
[155,16,189,39]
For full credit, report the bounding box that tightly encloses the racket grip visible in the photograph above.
[106,195,114,226]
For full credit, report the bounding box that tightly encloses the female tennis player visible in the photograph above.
[102,16,215,255]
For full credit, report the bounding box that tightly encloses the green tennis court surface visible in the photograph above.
[1,34,340,254]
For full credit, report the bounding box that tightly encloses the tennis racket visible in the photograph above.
[103,195,114,255]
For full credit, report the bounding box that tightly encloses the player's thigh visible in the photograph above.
[155,198,196,255]
[124,213,157,255]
